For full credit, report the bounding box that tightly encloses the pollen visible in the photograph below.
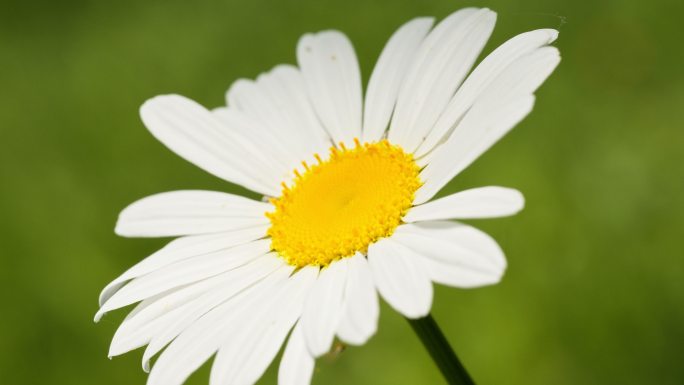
[266,139,421,268]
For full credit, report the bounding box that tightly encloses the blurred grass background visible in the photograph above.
[1,0,683,384]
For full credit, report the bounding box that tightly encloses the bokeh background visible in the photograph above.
[1,0,683,384]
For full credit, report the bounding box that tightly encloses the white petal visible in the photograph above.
[140,254,286,372]
[146,264,293,385]
[297,31,362,146]
[368,238,433,319]
[114,190,270,237]
[393,221,506,288]
[226,79,305,165]
[210,266,318,385]
[98,226,267,306]
[109,254,283,358]
[362,17,434,143]
[258,65,332,152]
[95,239,270,321]
[415,44,560,200]
[226,65,331,159]
[404,186,524,222]
[211,106,297,184]
[336,253,378,345]
[475,46,560,108]
[387,8,496,153]
[300,259,348,357]
[140,94,281,196]
[415,29,559,156]
[278,322,314,385]
[109,283,213,357]
[415,95,536,204]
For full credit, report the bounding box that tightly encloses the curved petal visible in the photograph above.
[415,95,536,204]
[415,29,558,156]
[226,65,331,160]
[258,65,332,152]
[404,186,524,222]
[362,17,434,143]
[336,253,379,345]
[226,80,305,168]
[471,46,561,109]
[212,106,298,184]
[139,255,285,372]
[108,254,283,358]
[393,221,506,288]
[95,239,271,321]
[297,31,362,146]
[387,8,496,153]
[367,238,433,319]
[140,94,281,196]
[145,264,293,385]
[278,322,315,385]
[209,266,317,385]
[98,226,267,306]
[415,44,560,203]
[300,259,347,357]
[115,190,270,238]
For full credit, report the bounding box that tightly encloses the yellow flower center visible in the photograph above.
[267,139,421,268]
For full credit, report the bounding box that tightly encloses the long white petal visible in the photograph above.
[300,259,348,357]
[114,190,270,237]
[211,106,297,184]
[415,95,536,204]
[362,17,434,143]
[210,266,318,385]
[98,226,267,306]
[415,42,560,203]
[474,46,560,107]
[393,221,506,288]
[145,264,293,385]
[96,239,270,321]
[336,253,378,345]
[415,29,559,156]
[278,322,314,385]
[140,254,286,372]
[368,238,432,319]
[140,94,281,196]
[258,65,332,152]
[388,8,496,153]
[404,186,524,222]
[109,281,216,357]
[226,65,331,159]
[108,254,283,358]
[226,80,306,167]
[297,31,362,146]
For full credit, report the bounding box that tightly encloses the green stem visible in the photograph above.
[407,314,476,385]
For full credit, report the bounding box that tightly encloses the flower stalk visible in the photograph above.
[407,314,475,385]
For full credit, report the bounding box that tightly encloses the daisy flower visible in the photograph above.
[96,7,559,385]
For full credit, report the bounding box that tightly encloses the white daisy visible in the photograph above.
[96,7,559,385]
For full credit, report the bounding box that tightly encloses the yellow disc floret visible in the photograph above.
[267,139,421,268]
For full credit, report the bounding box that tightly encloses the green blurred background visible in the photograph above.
[1,0,683,384]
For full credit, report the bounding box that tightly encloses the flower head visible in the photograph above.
[267,139,421,267]
[97,7,559,385]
